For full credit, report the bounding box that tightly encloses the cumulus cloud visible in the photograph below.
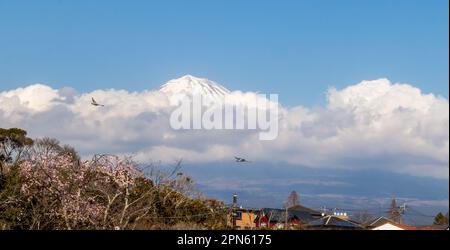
[0,84,62,112]
[0,77,448,179]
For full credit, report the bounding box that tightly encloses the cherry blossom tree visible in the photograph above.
[15,151,225,229]
[1,131,226,230]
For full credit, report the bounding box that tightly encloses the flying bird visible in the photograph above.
[91,97,104,107]
[234,156,250,163]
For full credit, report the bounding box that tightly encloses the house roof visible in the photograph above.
[367,217,397,228]
[261,208,288,222]
[234,207,260,213]
[308,215,363,229]
[367,217,412,230]
[367,216,446,230]
[415,225,449,230]
[289,205,320,214]
[384,224,447,230]
[261,205,320,223]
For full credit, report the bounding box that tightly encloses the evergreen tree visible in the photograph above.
[433,212,449,225]
[286,191,300,208]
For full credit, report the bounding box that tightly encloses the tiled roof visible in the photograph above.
[261,205,320,223]
[367,216,446,230]
[308,215,363,229]
[367,217,397,228]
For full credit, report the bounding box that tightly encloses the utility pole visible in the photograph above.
[399,203,407,225]
[232,193,237,230]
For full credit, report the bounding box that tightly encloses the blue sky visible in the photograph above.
[0,0,448,106]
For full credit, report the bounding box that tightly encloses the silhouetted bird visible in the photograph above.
[91,97,104,107]
[234,156,250,163]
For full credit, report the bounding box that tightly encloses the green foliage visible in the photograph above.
[0,127,34,164]
[0,128,34,229]
[0,165,25,229]
[433,212,449,225]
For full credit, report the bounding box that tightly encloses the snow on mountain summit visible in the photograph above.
[159,75,230,101]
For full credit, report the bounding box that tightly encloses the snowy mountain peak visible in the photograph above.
[159,75,230,101]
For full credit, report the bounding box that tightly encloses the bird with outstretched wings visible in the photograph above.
[91,97,105,107]
[234,156,250,163]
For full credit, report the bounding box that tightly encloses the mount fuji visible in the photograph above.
[159,75,231,102]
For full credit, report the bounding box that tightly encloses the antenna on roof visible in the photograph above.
[399,203,407,214]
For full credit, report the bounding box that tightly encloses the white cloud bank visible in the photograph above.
[0,77,448,179]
